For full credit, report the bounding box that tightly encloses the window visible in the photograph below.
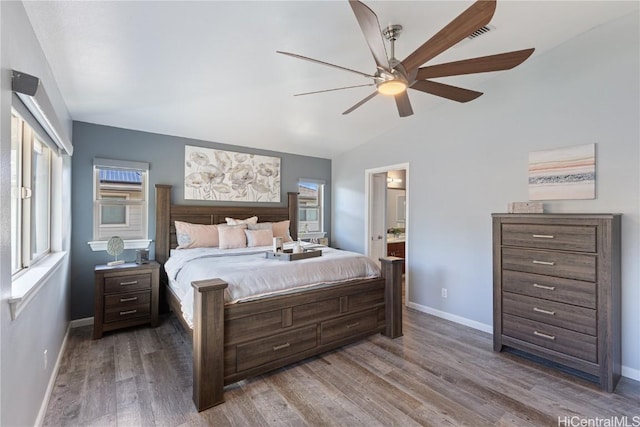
[90,159,150,249]
[298,179,325,234]
[11,110,54,275]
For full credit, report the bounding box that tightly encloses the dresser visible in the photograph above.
[93,261,160,339]
[492,214,621,391]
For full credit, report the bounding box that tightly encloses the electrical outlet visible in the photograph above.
[441,288,448,298]
[44,349,48,371]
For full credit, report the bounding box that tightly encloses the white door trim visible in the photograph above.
[364,162,410,304]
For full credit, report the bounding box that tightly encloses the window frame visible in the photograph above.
[89,159,151,251]
[297,179,325,236]
[11,109,54,276]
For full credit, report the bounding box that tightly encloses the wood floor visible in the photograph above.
[44,308,639,427]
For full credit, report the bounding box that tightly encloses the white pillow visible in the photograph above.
[225,216,258,225]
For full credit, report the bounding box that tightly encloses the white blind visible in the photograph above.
[11,70,73,156]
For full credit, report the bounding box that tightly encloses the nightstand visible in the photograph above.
[93,261,160,339]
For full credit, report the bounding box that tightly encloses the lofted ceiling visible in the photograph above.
[23,1,639,159]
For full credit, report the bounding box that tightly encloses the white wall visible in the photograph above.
[0,1,73,425]
[332,11,639,378]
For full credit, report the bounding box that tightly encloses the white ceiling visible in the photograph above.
[23,1,639,159]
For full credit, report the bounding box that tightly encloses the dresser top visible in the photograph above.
[492,213,621,218]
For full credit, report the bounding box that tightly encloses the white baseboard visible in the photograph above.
[621,365,640,381]
[406,301,492,334]
[35,323,70,427]
[70,316,93,328]
[406,301,640,382]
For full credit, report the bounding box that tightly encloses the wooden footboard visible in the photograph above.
[191,257,403,411]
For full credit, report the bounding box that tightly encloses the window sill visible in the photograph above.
[9,251,68,320]
[88,239,152,251]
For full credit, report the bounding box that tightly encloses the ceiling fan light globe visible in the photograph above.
[377,80,407,96]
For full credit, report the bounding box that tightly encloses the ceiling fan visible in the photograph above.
[277,0,534,117]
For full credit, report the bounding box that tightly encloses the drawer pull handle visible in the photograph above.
[532,283,556,291]
[532,234,555,239]
[533,307,555,316]
[346,322,360,329]
[120,309,137,316]
[120,297,138,302]
[533,330,556,340]
[532,260,555,266]
[272,343,291,351]
[120,280,138,286]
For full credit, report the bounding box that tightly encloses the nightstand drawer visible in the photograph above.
[502,224,596,252]
[104,273,151,293]
[502,314,597,363]
[503,292,596,335]
[503,270,596,309]
[236,325,317,372]
[104,290,151,310]
[104,302,150,323]
[502,247,596,282]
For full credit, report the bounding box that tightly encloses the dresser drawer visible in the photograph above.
[104,273,151,294]
[104,301,150,323]
[502,224,596,252]
[104,290,151,310]
[502,247,596,282]
[320,309,378,345]
[502,314,597,363]
[503,292,596,335]
[503,270,596,309]
[236,325,317,372]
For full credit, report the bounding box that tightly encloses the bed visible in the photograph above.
[155,184,404,411]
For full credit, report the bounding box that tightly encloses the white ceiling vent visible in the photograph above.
[456,25,496,48]
[467,24,495,40]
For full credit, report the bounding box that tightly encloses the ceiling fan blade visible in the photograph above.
[343,91,379,115]
[416,48,535,80]
[277,51,375,79]
[401,0,497,73]
[349,0,390,70]
[395,92,414,117]
[411,80,482,103]
[294,83,375,97]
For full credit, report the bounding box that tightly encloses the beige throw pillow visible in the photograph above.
[175,221,219,249]
[218,224,248,249]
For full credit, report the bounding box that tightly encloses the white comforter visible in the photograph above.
[164,242,380,327]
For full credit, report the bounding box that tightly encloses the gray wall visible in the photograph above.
[0,1,73,426]
[332,12,639,379]
[71,121,332,319]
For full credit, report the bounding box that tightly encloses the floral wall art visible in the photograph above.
[184,145,281,202]
[528,143,596,200]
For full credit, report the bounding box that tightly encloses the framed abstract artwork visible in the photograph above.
[528,143,596,201]
[184,145,281,202]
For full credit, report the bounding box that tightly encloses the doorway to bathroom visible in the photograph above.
[364,163,409,303]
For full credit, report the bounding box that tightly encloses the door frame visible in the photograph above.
[364,162,409,304]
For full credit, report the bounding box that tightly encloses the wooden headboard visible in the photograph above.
[155,185,298,265]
